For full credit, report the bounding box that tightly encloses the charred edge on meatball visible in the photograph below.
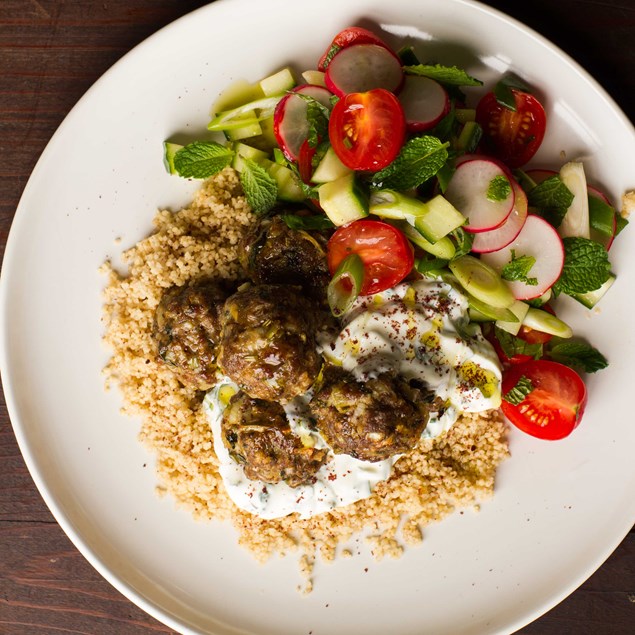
[152,279,231,390]
[309,366,431,462]
[242,215,331,301]
[217,283,323,403]
[221,391,328,487]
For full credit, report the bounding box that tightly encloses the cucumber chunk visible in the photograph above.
[522,307,573,338]
[449,255,515,308]
[571,273,616,309]
[318,173,369,226]
[258,159,306,202]
[414,195,466,243]
[163,141,184,175]
[231,142,270,172]
[312,146,352,183]
[259,67,296,96]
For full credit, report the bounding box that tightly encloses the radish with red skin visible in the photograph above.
[325,44,404,97]
[273,85,333,161]
[318,26,391,71]
[472,179,528,253]
[444,158,515,233]
[398,75,450,131]
[481,214,565,300]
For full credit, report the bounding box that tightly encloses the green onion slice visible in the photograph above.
[328,254,365,317]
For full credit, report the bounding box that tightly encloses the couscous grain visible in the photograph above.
[101,168,509,590]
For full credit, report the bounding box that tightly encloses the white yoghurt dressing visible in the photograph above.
[204,278,501,520]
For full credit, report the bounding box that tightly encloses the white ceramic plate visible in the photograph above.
[2,0,634,633]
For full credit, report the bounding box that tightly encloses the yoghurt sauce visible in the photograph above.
[204,279,501,520]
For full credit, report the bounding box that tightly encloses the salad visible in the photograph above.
[163,25,628,442]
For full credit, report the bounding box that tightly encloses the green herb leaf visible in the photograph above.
[527,175,574,227]
[280,213,334,231]
[295,93,331,148]
[552,237,612,295]
[173,141,234,179]
[404,64,483,87]
[503,375,534,405]
[370,136,449,190]
[239,159,278,215]
[493,73,531,110]
[501,249,538,285]
[495,327,543,360]
[487,175,512,202]
[547,341,608,373]
[449,227,474,259]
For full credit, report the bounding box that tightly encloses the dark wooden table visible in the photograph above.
[1,1,634,633]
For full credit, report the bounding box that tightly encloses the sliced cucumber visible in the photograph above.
[301,70,326,87]
[231,143,270,172]
[455,120,482,153]
[394,220,456,259]
[163,141,184,175]
[211,79,265,114]
[208,96,281,132]
[318,173,369,226]
[466,293,518,322]
[571,273,616,309]
[449,255,515,308]
[522,307,573,338]
[496,300,530,335]
[369,189,427,222]
[260,67,296,96]
[312,146,352,183]
[222,110,263,141]
[455,108,476,124]
[261,159,306,202]
[414,195,466,243]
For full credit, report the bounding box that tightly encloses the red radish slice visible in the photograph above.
[444,158,515,233]
[318,26,390,71]
[472,179,528,253]
[325,44,403,97]
[481,214,564,300]
[273,85,333,161]
[398,75,449,131]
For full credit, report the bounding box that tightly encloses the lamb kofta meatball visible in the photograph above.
[242,216,330,300]
[217,284,322,402]
[153,279,229,390]
[221,391,328,487]
[309,367,430,462]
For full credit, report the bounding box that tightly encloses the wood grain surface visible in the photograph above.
[1,1,634,634]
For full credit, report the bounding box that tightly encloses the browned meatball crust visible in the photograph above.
[153,279,229,389]
[242,216,330,300]
[221,391,328,487]
[309,367,430,462]
[217,284,322,402]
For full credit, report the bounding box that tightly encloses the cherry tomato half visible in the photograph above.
[475,90,546,168]
[483,326,533,366]
[501,360,587,440]
[318,26,390,71]
[327,219,414,295]
[329,89,405,172]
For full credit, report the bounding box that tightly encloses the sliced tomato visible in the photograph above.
[501,360,587,440]
[475,90,546,168]
[327,220,414,295]
[318,26,390,71]
[329,89,405,172]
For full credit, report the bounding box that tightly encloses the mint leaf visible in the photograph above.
[487,175,511,202]
[280,213,334,231]
[370,136,449,190]
[547,341,608,373]
[552,237,611,295]
[239,159,277,215]
[450,227,474,259]
[493,73,531,110]
[294,93,331,148]
[503,375,534,405]
[173,141,234,179]
[527,176,573,227]
[404,64,483,87]
[495,327,543,360]
[501,249,538,285]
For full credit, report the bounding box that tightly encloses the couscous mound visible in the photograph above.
[101,168,509,590]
